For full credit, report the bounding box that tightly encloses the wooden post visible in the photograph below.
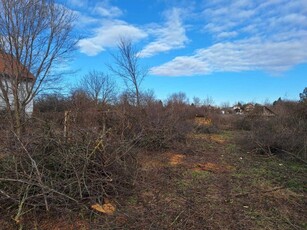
[64,110,70,141]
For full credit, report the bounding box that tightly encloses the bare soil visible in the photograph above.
[104,131,306,229]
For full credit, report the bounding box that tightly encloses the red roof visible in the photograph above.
[0,52,35,80]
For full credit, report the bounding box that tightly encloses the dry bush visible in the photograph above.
[108,101,193,151]
[190,105,221,134]
[0,113,11,150]
[240,101,307,161]
[212,114,242,130]
[139,101,193,150]
[194,117,220,134]
[34,92,194,151]
[0,93,207,225]
[0,119,139,224]
[232,115,253,131]
[35,94,69,113]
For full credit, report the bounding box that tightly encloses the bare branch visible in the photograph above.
[0,0,77,136]
[108,38,147,106]
[79,70,117,105]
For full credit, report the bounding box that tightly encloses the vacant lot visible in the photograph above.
[1,127,306,229]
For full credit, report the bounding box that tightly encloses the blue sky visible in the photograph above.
[59,0,306,105]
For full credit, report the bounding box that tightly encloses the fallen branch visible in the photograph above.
[0,177,79,204]
[234,186,286,198]
[278,149,307,165]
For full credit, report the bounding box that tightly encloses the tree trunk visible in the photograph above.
[14,104,22,138]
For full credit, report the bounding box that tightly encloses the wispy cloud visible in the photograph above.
[150,55,210,76]
[93,2,123,18]
[72,0,147,56]
[72,11,98,28]
[139,8,189,57]
[67,0,122,17]
[151,0,307,76]
[150,38,307,76]
[78,20,147,56]
[75,4,190,57]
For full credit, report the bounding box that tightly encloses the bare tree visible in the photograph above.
[0,0,76,136]
[79,70,116,106]
[203,96,214,107]
[166,92,189,106]
[192,96,201,107]
[108,38,147,107]
[299,87,307,102]
[140,89,156,106]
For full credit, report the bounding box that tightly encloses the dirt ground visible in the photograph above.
[1,130,306,229]
[100,131,306,229]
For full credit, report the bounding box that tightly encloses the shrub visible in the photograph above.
[139,103,193,150]
[0,120,138,223]
[111,101,194,150]
[242,101,307,161]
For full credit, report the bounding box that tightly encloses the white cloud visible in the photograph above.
[150,38,307,76]
[77,6,189,57]
[77,20,147,56]
[68,0,122,18]
[139,8,189,57]
[202,0,307,39]
[150,56,210,76]
[216,31,238,39]
[71,0,307,75]
[77,39,105,56]
[151,0,307,76]
[72,1,146,56]
[72,11,98,28]
[93,2,123,18]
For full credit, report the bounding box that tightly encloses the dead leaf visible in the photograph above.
[91,201,116,215]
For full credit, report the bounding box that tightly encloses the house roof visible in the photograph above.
[0,52,34,80]
[249,105,276,116]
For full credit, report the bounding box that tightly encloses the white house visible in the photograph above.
[0,52,34,116]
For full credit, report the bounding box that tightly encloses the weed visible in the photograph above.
[176,179,190,191]
[286,180,306,192]
[220,130,233,139]
[189,170,210,180]
[226,143,237,153]
[288,162,306,172]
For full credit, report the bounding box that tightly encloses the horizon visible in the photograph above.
[56,0,306,106]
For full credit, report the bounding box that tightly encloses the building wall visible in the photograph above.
[0,79,33,116]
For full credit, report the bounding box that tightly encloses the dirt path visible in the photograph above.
[114,131,307,229]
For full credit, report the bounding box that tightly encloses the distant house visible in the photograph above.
[233,105,243,114]
[249,105,276,117]
[260,106,276,117]
[0,52,34,116]
[244,103,255,113]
